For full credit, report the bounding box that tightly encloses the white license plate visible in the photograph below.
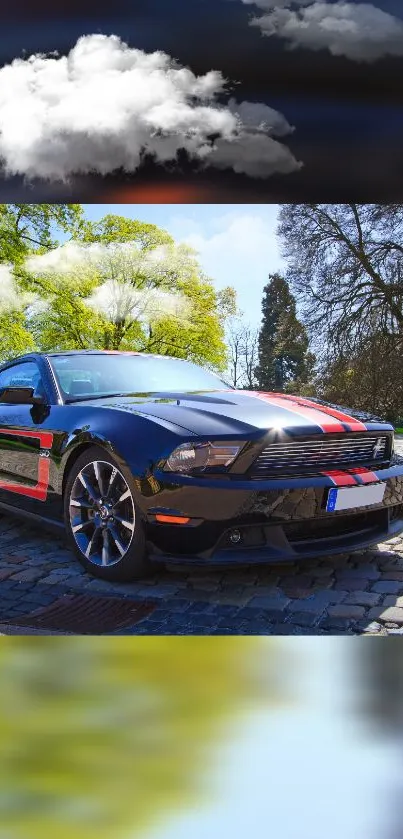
[326,482,386,512]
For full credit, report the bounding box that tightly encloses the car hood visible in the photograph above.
[79,389,391,438]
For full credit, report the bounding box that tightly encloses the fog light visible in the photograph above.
[229,529,242,545]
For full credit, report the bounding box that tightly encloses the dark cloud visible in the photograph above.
[0,35,300,182]
[0,0,402,200]
[239,0,403,62]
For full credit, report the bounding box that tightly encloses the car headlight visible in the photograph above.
[163,442,244,473]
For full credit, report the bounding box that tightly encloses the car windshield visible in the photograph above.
[50,354,233,401]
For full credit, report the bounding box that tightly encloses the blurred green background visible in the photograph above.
[0,638,274,839]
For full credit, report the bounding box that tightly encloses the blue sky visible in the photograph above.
[82,204,283,327]
[144,639,398,839]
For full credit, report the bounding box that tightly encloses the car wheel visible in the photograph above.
[63,445,153,582]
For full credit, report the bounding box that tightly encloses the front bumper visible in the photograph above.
[143,464,403,565]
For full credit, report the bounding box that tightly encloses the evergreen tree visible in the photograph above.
[255,273,314,392]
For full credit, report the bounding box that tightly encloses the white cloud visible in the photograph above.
[0,264,37,313]
[227,98,295,137]
[240,1,403,62]
[0,34,301,181]
[209,131,299,178]
[0,265,19,312]
[25,240,193,325]
[25,241,109,275]
[25,240,200,284]
[86,282,190,324]
[178,213,278,262]
[168,208,284,325]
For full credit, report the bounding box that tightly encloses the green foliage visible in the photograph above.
[0,311,35,361]
[0,204,84,264]
[0,637,274,839]
[316,332,403,423]
[20,216,233,371]
[255,274,315,392]
[0,205,85,360]
[80,214,174,249]
[145,274,231,370]
[216,287,238,320]
[0,207,234,371]
[30,296,106,353]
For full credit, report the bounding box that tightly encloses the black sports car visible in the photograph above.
[0,350,402,582]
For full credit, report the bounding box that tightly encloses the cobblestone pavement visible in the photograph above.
[1,439,403,636]
[1,515,403,634]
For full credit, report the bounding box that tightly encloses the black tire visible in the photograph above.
[63,445,154,582]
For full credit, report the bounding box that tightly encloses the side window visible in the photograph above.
[0,362,45,399]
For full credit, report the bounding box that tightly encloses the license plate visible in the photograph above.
[326,482,386,512]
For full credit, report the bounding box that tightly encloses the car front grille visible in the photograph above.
[250,433,391,478]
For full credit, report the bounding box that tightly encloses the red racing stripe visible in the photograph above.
[322,468,380,486]
[322,470,358,486]
[348,466,379,484]
[272,393,367,432]
[250,391,346,433]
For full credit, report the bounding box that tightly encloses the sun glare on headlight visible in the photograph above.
[164,442,243,473]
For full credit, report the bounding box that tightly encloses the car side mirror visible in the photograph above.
[0,387,45,406]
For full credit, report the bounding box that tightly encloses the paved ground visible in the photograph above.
[1,517,403,634]
[1,441,403,636]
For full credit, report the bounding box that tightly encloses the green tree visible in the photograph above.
[0,204,84,361]
[0,210,235,370]
[79,213,174,250]
[145,274,233,369]
[0,310,35,361]
[0,204,84,264]
[20,216,235,371]
[255,273,314,391]
[0,637,278,839]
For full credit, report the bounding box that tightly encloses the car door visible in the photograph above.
[0,360,54,506]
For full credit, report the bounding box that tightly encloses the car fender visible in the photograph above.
[56,407,195,496]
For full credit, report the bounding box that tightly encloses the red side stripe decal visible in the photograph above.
[0,430,53,501]
[249,392,346,433]
[0,428,53,448]
[273,393,367,432]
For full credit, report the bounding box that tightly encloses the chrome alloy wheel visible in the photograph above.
[69,460,136,567]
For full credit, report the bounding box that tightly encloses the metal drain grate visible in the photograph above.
[0,594,156,635]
